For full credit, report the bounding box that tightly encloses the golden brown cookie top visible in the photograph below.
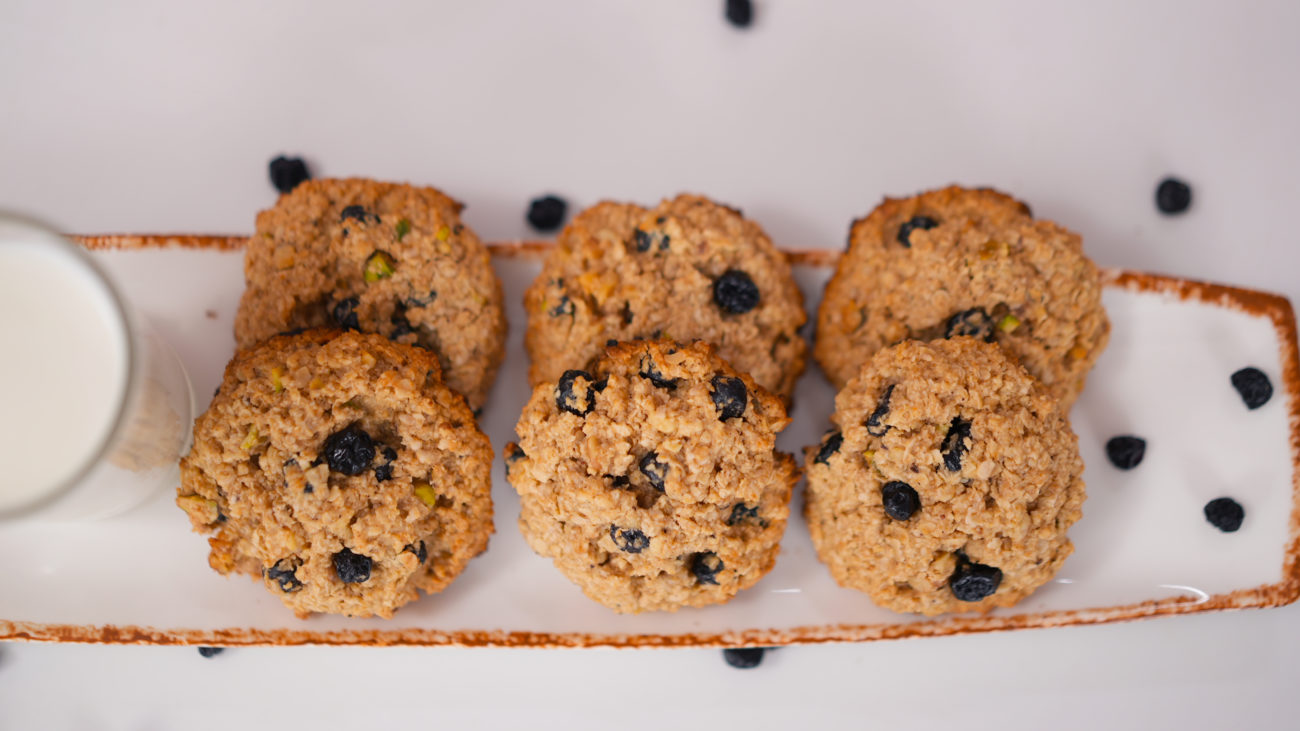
[234,177,506,409]
[524,194,806,400]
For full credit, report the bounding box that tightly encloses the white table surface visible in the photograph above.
[2,1,1298,728]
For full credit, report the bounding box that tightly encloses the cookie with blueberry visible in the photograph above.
[804,338,1085,616]
[523,194,807,401]
[505,339,798,613]
[234,178,507,409]
[177,329,493,619]
[815,185,1109,409]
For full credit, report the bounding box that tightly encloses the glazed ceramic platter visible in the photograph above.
[1,237,1296,647]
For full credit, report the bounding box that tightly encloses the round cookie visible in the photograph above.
[177,329,493,619]
[815,185,1108,409]
[524,194,807,401]
[506,339,798,613]
[234,178,507,409]
[803,338,1085,616]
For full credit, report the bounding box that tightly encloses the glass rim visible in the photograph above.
[0,211,139,520]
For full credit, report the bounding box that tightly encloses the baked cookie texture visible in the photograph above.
[506,340,798,613]
[524,194,807,401]
[234,178,507,409]
[815,185,1108,409]
[177,329,493,619]
[804,338,1085,616]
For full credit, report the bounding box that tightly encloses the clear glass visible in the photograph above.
[0,213,194,521]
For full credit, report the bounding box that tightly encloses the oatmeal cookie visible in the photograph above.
[177,329,493,619]
[815,185,1108,408]
[804,338,1085,615]
[506,339,798,613]
[524,194,806,400]
[234,178,506,409]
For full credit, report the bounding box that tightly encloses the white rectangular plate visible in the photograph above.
[2,236,1298,647]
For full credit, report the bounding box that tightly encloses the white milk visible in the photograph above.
[0,235,130,514]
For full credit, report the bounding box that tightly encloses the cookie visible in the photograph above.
[234,178,507,409]
[523,194,807,401]
[815,185,1109,409]
[506,339,798,613]
[803,338,1085,615]
[177,329,493,618]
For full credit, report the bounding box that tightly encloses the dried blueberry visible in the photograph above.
[388,305,414,339]
[621,302,634,325]
[1105,436,1146,470]
[333,548,373,584]
[865,384,895,437]
[548,295,575,317]
[722,648,766,669]
[1204,497,1245,532]
[332,296,360,331]
[1230,367,1272,409]
[374,447,397,482]
[265,558,303,593]
[944,308,996,342]
[727,503,761,526]
[556,369,597,416]
[633,228,652,252]
[639,356,678,390]
[713,269,760,314]
[896,215,938,247]
[814,430,843,465]
[197,647,225,658]
[941,417,972,471]
[881,481,920,520]
[710,375,748,421]
[639,452,668,491]
[405,290,437,308]
[610,526,650,553]
[340,205,379,224]
[526,194,568,232]
[1155,177,1192,215]
[949,557,1002,601]
[404,540,428,563]
[504,443,526,476]
[268,156,309,193]
[321,423,376,475]
[690,552,724,585]
[632,228,669,252]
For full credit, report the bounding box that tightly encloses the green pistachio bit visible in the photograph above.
[436,225,451,242]
[240,425,260,451]
[341,396,364,410]
[395,218,411,241]
[270,366,285,393]
[413,481,438,507]
[363,250,396,283]
[998,314,1022,333]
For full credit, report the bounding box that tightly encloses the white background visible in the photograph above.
[2,1,1299,728]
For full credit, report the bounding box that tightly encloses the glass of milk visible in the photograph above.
[0,213,194,520]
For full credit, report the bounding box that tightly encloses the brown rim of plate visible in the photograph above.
[11,235,1294,649]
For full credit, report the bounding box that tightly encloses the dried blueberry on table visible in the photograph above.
[865,384,895,437]
[690,552,724,585]
[710,375,748,421]
[610,526,650,553]
[814,431,843,465]
[374,447,398,482]
[556,370,597,417]
[722,648,767,669]
[265,558,303,593]
[944,308,995,342]
[639,356,678,390]
[949,556,1002,602]
[1105,436,1146,470]
[881,481,920,520]
[197,647,225,658]
[724,0,753,28]
[941,417,972,471]
[639,452,669,491]
[333,548,373,584]
[1155,177,1192,215]
[322,423,376,475]
[268,156,309,193]
[1230,367,1272,409]
[713,269,760,314]
[548,295,575,317]
[727,503,760,526]
[332,296,360,331]
[1204,497,1245,533]
[526,195,568,232]
[340,205,379,224]
[896,215,937,247]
